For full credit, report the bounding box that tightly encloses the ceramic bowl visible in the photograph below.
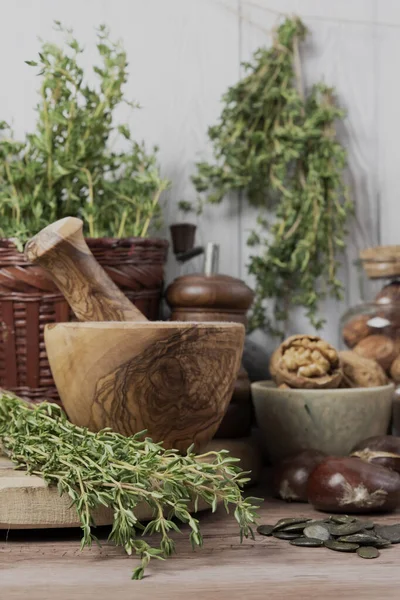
[251,380,394,463]
[45,321,244,453]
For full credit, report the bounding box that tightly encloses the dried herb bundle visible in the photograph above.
[0,22,169,247]
[0,393,259,579]
[192,17,352,335]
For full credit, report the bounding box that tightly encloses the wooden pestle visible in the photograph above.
[24,217,147,323]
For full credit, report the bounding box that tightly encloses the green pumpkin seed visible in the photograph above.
[359,520,375,530]
[338,533,386,546]
[290,537,324,547]
[307,519,332,526]
[324,540,360,552]
[273,530,300,540]
[371,538,392,549]
[357,546,380,559]
[257,524,274,536]
[272,517,312,532]
[374,525,400,544]
[280,522,310,533]
[329,522,365,536]
[329,515,357,524]
[303,524,331,541]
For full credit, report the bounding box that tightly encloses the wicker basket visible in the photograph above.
[0,236,168,404]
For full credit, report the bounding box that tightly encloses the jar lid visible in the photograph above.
[359,245,400,279]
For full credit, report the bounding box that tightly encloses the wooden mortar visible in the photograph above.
[165,243,255,439]
[25,218,245,452]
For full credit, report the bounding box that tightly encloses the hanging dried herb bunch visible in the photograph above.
[0,22,169,248]
[192,16,352,335]
[0,393,259,580]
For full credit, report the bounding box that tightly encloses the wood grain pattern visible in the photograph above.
[25,217,147,323]
[2,477,400,599]
[166,272,255,438]
[45,321,245,452]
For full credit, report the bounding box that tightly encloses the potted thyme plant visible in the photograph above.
[0,22,170,402]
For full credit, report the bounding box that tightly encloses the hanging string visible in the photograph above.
[243,0,400,29]
[216,0,400,32]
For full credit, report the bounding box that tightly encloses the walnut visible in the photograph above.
[271,334,342,389]
[269,348,280,380]
[339,351,388,388]
[342,314,373,348]
[353,334,399,372]
[390,355,400,384]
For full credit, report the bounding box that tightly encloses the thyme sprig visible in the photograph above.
[0,392,260,580]
[192,16,353,336]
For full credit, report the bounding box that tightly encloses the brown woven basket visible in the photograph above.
[0,236,168,404]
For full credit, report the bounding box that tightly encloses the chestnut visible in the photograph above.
[342,314,372,348]
[351,435,400,473]
[375,281,400,306]
[307,456,400,513]
[353,334,398,372]
[271,449,327,502]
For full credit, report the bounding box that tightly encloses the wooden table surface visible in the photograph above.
[2,477,400,600]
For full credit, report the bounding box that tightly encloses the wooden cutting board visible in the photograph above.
[0,437,261,529]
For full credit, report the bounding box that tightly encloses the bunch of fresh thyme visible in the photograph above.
[192,16,353,336]
[0,392,259,579]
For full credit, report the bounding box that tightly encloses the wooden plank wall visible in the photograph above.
[0,0,398,355]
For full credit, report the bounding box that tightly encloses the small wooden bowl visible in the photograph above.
[45,321,244,453]
[251,380,394,463]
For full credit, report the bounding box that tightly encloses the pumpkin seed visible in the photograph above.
[357,546,380,559]
[280,522,310,533]
[303,524,331,541]
[272,517,312,532]
[328,522,365,536]
[273,530,300,540]
[290,537,324,547]
[257,514,394,560]
[338,533,386,546]
[359,520,375,530]
[374,525,400,544]
[324,540,360,552]
[371,538,392,549]
[257,524,274,536]
[329,515,357,524]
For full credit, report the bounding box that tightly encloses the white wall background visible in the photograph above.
[0,0,399,355]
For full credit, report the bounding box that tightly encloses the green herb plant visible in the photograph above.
[176,199,203,221]
[0,392,260,580]
[192,16,353,336]
[0,22,169,249]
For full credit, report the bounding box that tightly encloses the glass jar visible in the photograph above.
[339,246,400,380]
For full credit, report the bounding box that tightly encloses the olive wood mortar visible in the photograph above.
[25,218,245,452]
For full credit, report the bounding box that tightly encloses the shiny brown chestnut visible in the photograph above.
[351,435,400,473]
[307,456,400,514]
[271,449,327,502]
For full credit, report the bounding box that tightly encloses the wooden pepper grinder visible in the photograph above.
[165,243,254,439]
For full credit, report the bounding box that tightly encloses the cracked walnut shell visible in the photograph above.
[271,334,343,389]
[390,354,400,384]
